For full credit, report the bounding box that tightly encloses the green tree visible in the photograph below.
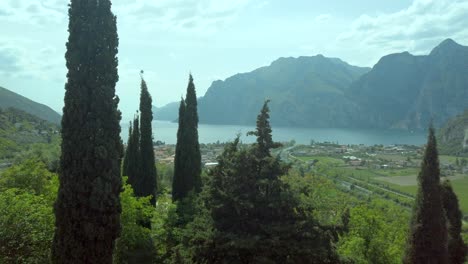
[196,101,339,263]
[404,126,448,264]
[338,201,408,264]
[114,177,154,264]
[136,77,158,205]
[172,75,201,201]
[0,159,56,196]
[124,115,141,191]
[0,189,55,263]
[52,0,123,262]
[441,180,467,264]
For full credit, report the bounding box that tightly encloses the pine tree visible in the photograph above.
[441,180,467,264]
[247,99,281,157]
[52,0,122,263]
[136,77,157,205]
[404,126,448,264]
[172,75,201,201]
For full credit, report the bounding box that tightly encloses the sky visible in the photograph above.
[1,0,468,121]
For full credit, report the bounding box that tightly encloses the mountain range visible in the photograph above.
[438,109,468,156]
[0,87,61,124]
[155,39,468,130]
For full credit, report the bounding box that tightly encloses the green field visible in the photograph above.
[294,155,345,166]
[293,153,468,213]
[375,175,468,213]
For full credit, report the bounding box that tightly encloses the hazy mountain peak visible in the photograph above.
[430,38,464,57]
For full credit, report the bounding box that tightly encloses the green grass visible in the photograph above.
[377,176,468,214]
[439,155,461,164]
[450,177,468,213]
[373,168,419,177]
[294,155,345,166]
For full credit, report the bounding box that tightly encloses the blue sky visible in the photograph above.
[1,0,468,121]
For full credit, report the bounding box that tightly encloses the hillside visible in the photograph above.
[152,102,179,122]
[0,107,59,159]
[348,39,468,129]
[438,109,468,156]
[0,87,61,124]
[157,55,370,127]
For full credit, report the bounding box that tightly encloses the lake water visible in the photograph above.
[121,121,427,146]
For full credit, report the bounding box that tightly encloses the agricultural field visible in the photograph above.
[290,147,468,213]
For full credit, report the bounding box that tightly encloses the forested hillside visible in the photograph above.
[0,107,59,159]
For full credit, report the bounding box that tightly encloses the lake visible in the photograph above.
[121,121,427,146]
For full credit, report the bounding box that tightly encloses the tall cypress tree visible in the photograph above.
[441,180,467,264]
[172,75,201,201]
[404,126,448,264]
[126,114,140,188]
[52,0,122,263]
[137,77,157,205]
[122,121,133,177]
[184,74,202,193]
[172,98,186,201]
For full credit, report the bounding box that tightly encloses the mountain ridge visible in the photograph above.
[155,39,468,130]
[0,86,61,124]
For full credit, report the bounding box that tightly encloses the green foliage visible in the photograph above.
[0,159,57,197]
[0,158,57,263]
[172,75,202,201]
[283,171,353,226]
[14,140,61,172]
[0,189,55,264]
[338,201,409,264]
[404,127,448,263]
[151,193,177,261]
[156,162,174,194]
[114,177,154,264]
[52,0,123,263]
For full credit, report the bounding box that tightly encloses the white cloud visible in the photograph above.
[114,0,251,34]
[336,0,468,65]
[315,14,332,23]
[0,0,66,26]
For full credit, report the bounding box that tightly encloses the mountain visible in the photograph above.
[156,55,370,127]
[348,39,468,129]
[152,102,179,122]
[155,39,468,129]
[0,87,61,124]
[438,109,468,156]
